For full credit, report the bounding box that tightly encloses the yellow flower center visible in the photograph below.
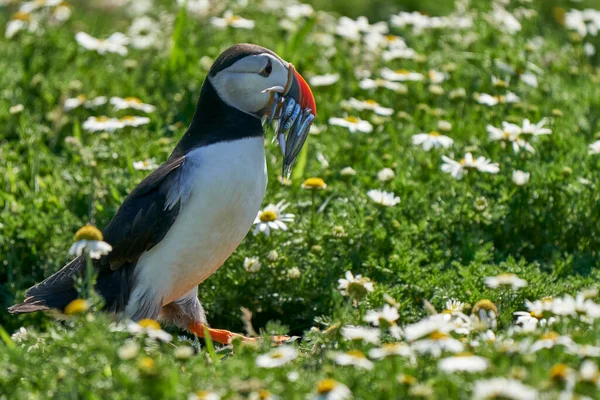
[346,350,366,358]
[64,299,90,315]
[316,379,337,394]
[124,97,142,104]
[137,357,155,372]
[459,158,467,165]
[497,95,505,103]
[344,116,360,123]
[365,99,378,105]
[456,352,474,357]
[473,299,499,315]
[399,374,416,385]
[139,318,161,330]
[541,331,559,341]
[12,11,31,21]
[385,35,397,42]
[395,69,410,75]
[375,79,386,86]
[549,363,569,380]
[227,15,241,23]
[428,330,449,340]
[120,116,136,122]
[195,392,215,400]
[429,131,441,136]
[96,116,110,122]
[530,310,543,319]
[76,95,86,102]
[259,210,277,222]
[74,225,103,241]
[302,177,326,189]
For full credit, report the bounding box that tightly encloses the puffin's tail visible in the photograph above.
[8,257,84,315]
[8,300,51,314]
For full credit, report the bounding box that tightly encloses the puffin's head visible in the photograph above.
[208,43,316,119]
[207,44,316,176]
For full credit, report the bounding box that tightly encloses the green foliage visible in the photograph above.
[1,0,600,398]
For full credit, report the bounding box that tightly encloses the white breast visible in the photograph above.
[129,137,267,309]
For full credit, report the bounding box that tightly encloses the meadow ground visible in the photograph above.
[2,0,600,398]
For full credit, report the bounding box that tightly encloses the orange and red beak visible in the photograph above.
[285,64,316,118]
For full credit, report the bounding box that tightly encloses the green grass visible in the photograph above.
[2,0,600,398]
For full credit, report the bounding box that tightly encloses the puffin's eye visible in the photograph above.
[259,58,272,77]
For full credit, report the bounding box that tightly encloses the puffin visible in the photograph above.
[9,43,317,344]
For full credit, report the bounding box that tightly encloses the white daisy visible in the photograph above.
[69,239,112,259]
[125,319,172,342]
[340,325,380,344]
[312,379,352,400]
[120,115,151,127]
[521,118,552,136]
[364,304,399,326]
[253,201,294,236]
[177,0,210,18]
[243,256,261,273]
[412,132,454,151]
[75,32,129,55]
[127,16,161,49]
[9,104,24,115]
[368,343,413,359]
[211,11,255,29]
[285,4,314,20]
[404,314,456,342]
[377,167,395,182]
[367,189,400,207]
[340,166,357,176]
[188,391,221,400]
[342,98,393,116]
[487,122,534,154]
[5,11,39,39]
[441,153,500,180]
[589,140,600,155]
[438,354,489,373]
[64,95,107,111]
[411,331,464,357]
[133,158,159,171]
[328,116,373,133]
[428,69,447,84]
[359,78,406,92]
[472,378,537,400]
[256,345,298,368]
[329,350,374,370]
[476,92,520,106]
[110,96,156,113]
[512,170,530,186]
[520,73,538,88]
[444,300,465,314]
[309,74,339,87]
[380,68,424,82]
[337,271,374,297]
[484,273,527,290]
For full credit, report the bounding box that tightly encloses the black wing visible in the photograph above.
[9,156,186,314]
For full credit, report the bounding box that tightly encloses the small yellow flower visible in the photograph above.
[549,363,570,381]
[138,318,161,330]
[137,357,155,374]
[64,299,90,315]
[317,379,337,394]
[398,374,417,385]
[74,225,103,242]
[301,177,327,190]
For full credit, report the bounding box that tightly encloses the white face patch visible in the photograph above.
[208,53,289,116]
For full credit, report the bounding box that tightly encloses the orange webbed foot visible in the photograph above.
[188,322,292,345]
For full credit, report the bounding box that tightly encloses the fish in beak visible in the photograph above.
[263,64,316,178]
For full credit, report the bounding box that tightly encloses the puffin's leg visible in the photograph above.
[161,288,290,345]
